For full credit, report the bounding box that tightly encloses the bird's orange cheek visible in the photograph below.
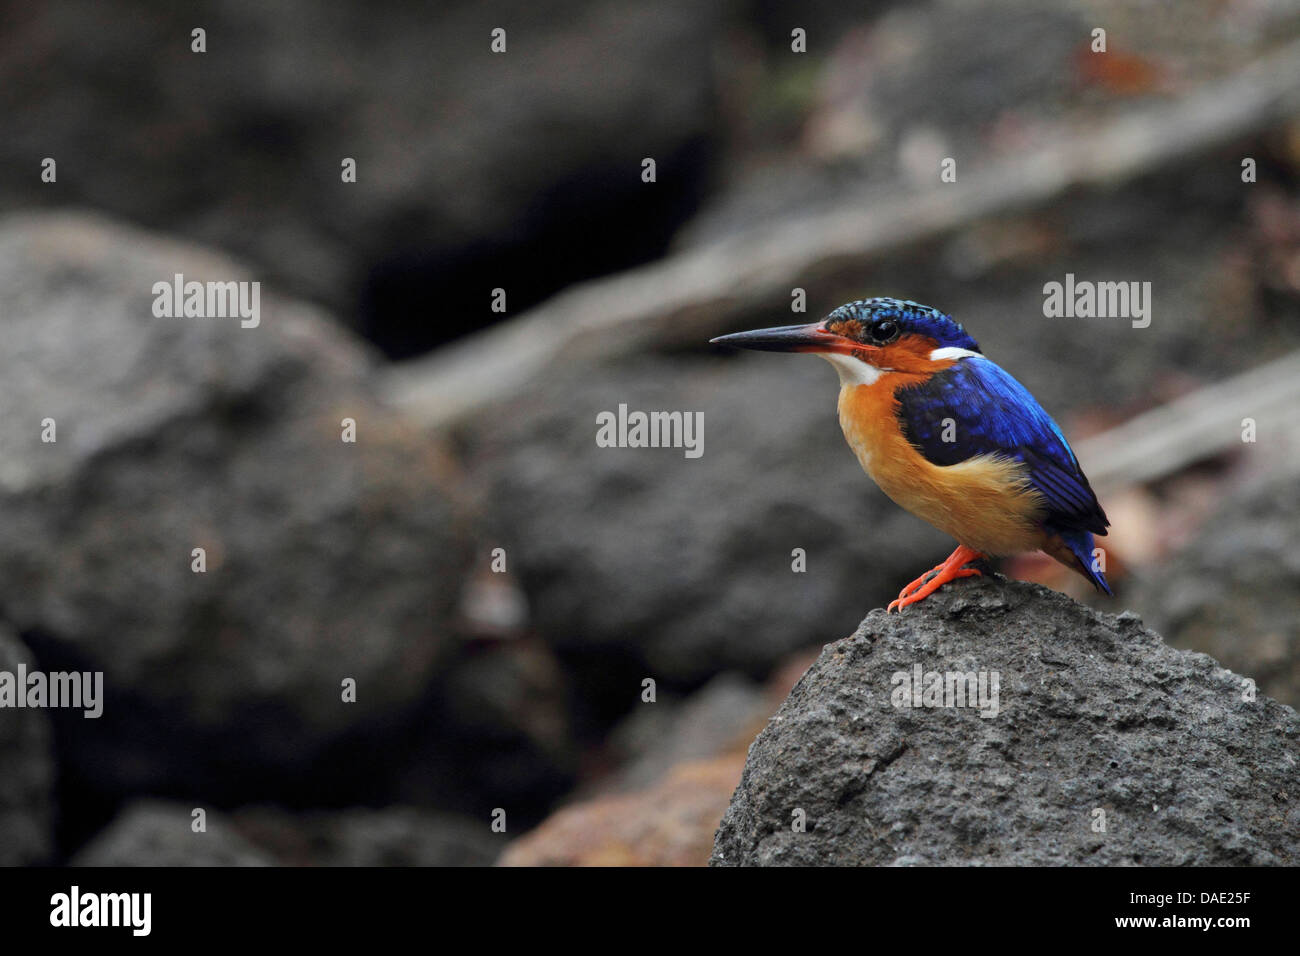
[847,345,885,364]
[874,337,946,373]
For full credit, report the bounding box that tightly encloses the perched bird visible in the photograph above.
[711,298,1110,611]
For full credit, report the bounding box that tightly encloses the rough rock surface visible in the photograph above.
[71,800,273,866]
[0,212,472,802]
[0,626,55,865]
[711,576,1300,866]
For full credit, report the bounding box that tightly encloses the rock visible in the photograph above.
[0,212,472,803]
[0,1,724,351]
[711,576,1300,866]
[231,805,502,866]
[1133,475,1300,710]
[500,754,745,867]
[0,627,56,865]
[71,800,272,866]
[465,352,950,700]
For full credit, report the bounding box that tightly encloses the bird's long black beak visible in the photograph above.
[709,322,839,353]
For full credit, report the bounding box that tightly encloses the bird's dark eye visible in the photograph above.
[870,319,900,344]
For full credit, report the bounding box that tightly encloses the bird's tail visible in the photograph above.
[1052,529,1113,596]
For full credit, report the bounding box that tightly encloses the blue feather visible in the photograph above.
[895,356,1109,537]
[1054,529,1113,595]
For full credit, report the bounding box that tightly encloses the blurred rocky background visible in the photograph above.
[1,0,1298,866]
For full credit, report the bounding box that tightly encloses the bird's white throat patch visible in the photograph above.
[818,351,885,386]
[818,347,977,387]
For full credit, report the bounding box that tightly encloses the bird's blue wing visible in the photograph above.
[894,356,1108,535]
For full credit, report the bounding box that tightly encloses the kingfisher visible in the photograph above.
[711,298,1110,611]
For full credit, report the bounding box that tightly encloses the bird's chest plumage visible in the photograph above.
[836,377,1047,555]
[835,379,907,481]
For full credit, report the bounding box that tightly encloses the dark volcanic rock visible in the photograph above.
[711,576,1300,866]
[0,627,55,865]
[71,800,273,866]
[0,212,472,802]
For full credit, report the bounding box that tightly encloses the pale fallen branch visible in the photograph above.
[382,39,1300,428]
[1075,349,1300,490]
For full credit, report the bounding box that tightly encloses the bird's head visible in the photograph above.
[710,298,981,384]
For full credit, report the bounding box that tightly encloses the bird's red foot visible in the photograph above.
[887,545,985,612]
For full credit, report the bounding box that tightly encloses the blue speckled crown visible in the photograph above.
[829,298,981,352]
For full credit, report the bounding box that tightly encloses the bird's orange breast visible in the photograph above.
[836,376,1049,556]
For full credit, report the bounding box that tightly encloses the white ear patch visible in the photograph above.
[817,351,884,386]
[929,347,979,362]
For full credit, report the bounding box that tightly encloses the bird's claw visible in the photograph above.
[887,546,985,611]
